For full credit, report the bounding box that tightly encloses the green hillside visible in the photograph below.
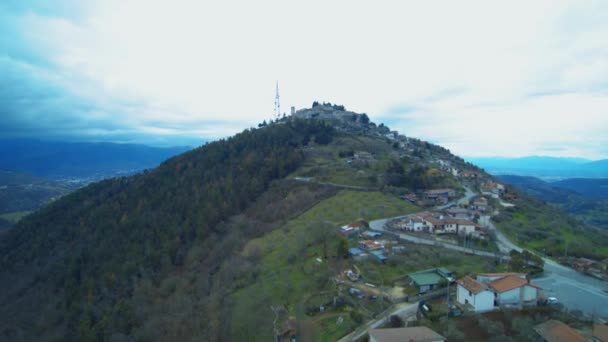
[1,106,606,341]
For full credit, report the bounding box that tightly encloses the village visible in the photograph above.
[287,180,608,342]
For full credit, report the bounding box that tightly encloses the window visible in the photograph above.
[469,291,473,296]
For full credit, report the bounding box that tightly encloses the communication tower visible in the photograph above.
[274,81,281,120]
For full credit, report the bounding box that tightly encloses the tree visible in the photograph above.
[337,237,349,259]
[360,114,370,124]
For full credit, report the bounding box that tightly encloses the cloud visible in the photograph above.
[1,1,608,157]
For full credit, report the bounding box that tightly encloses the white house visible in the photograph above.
[489,275,541,306]
[442,219,458,233]
[405,216,426,232]
[456,219,476,235]
[456,276,495,312]
[457,273,542,312]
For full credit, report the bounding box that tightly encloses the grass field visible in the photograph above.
[230,189,509,340]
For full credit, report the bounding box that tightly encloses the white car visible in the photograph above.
[547,297,558,304]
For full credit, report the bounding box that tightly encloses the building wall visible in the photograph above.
[459,224,476,235]
[473,291,495,312]
[457,285,494,311]
[497,288,520,305]
[522,285,538,302]
[445,223,458,233]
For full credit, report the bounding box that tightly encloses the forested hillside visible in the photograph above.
[1,107,606,341]
[0,119,335,341]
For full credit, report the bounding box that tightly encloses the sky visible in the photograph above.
[1,1,607,158]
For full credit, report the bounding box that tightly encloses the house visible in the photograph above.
[340,220,368,238]
[456,276,494,312]
[339,227,358,239]
[534,320,586,342]
[436,267,454,281]
[471,228,489,240]
[460,170,479,178]
[445,207,469,219]
[592,324,608,342]
[359,240,384,251]
[471,197,488,211]
[442,218,459,233]
[482,273,541,306]
[477,272,525,284]
[400,194,418,203]
[457,273,542,311]
[424,188,456,199]
[346,219,370,230]
[362,231,382,239]
[408,268,452,294]
[370,250,387,263]
[403,215,426,232]
[348,247,364,257]
[424,217,445,233]
[456,219,476,235]
[368,326,446,342]
[573,257,598,271]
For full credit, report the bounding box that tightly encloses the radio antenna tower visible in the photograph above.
[274,81,281,120]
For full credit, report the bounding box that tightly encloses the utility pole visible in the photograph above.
[446,278,450,321]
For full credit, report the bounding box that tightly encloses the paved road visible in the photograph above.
[535,261,608,318]
[486,217,608,317]
[486,220,521,254]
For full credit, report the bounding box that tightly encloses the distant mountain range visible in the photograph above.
[498,175,608,229]
[0,139,191,179]
[467,156,608,179]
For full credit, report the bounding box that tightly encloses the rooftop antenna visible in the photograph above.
[274,81,281,120]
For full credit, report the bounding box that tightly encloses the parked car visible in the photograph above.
[547,296,559,304]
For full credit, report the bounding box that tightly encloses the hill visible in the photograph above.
[498,175,608,230]
[0,139,191,180]
[552,178,608,198]
[1,104,606,341]
[468,156,608,179]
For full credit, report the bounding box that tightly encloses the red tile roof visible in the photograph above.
[457,276,488,294]
[534,320,586,342]
[593,324,608,341]
[478,272,525,278]
[369,326,446,342]
[490,275,541,293]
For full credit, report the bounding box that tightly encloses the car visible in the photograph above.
[547,296,558,304]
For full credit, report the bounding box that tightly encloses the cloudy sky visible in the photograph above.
[2,1,607,158]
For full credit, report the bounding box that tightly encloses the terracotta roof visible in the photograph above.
[490,275,541,293]
[594,324,608,341]
[478,272,525,278]
[534,320,586,342]
[425,217,444,226]
[457,276,488,294]
[369,326,446,342]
